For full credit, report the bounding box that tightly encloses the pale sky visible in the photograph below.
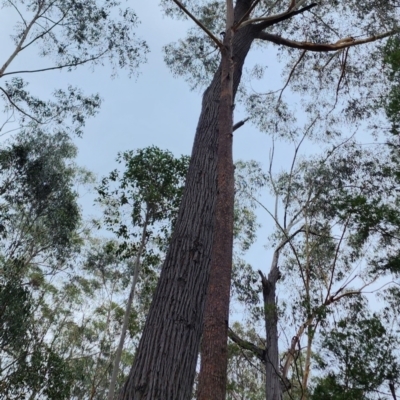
[0,0,341,317]
[0,0,366,322]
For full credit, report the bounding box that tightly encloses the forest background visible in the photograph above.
[1,0,400,399]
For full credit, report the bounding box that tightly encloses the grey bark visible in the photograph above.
[260,250,283,400]
[108,213,149,400]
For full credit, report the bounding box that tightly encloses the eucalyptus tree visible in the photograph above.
[311,312,399,400]
[0,128,90,399]
[229,139,400,399]
[383,36,400,135]
[0,0,147,131]
[96,146,189,400]
[120,1,400,399]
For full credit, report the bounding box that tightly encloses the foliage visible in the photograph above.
[226,322,265,400]
[312,313,399,399]
[96,146,190,254]
[229,136,400,399]
[382,36,400,135]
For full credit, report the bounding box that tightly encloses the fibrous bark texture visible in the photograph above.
[197,15,235,400]
[119,6,255,399]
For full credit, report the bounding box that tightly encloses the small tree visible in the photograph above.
[96,146,189,400]
[229,137,400,399]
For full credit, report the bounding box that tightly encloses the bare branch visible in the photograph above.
[287,0,296,12]
[2,51,108,77]
[232,117,249,132]
[7,0,27,28]
[278,50,306,104]
[325,218,349,302]
[239,3,317,30]
[389,382,397,400]
[172,0,222,49]
[0,87,41,124]
[256,29,400,52]
[283,124,308,230]
[20,10,70,51]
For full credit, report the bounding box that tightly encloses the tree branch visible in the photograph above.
[172,0,222,49]
[0,87,41,123]
[233,117,249,132]
[234,0,263,30]
[389,382,397,400]
[0,9,41,76]
[278,50,306,104]
[1,51,108,77]
[256,29,400,52]
[239,3,317,30]
[228,328,265,362]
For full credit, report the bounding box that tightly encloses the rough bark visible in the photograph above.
[260,251,282,400]
[118,6,255,399]
[197,1,235,398]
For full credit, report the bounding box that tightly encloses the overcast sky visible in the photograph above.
[0,1,339,322]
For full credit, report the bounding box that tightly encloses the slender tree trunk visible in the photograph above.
[119,3,255,398]
[108,213,149,400]
[300,326,312,400]
[197,1,235,398]
[260,251,282,400]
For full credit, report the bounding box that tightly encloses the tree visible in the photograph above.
[228,137,400,399]
[0,1,147,394]
[96,146,189,400]
[382,36,400,135]
[120,1,399,398]
[311,312,399,400]
[0,0,147,127]
[0,128,89,399]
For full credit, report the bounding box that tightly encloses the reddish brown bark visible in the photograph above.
[197,11,235,400]
[119,2,254,399]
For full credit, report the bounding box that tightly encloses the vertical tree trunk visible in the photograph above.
[119,6,255,398]
[260,251,282,400]
[108,213,149,400]
[197,1,235,398]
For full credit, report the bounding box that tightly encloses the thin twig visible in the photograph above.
[2,51,108,77]
[277,50,306,104]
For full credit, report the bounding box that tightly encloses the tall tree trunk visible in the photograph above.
[108,213,149,400]
[119,3,255,398]
[197,1,235,398]
[260,251,282,400]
